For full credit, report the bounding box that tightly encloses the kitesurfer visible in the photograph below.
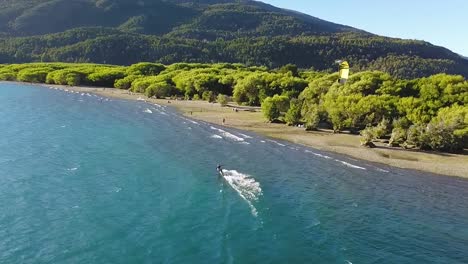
[217,164,224,176]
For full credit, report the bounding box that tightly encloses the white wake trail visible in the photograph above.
[222,170,262,217]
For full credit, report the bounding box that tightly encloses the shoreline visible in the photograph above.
[4,81,468,178]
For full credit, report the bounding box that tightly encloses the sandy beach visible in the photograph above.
[9,82,468,178]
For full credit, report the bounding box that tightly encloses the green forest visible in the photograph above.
[1,62,467,153]
[0,0,467,78]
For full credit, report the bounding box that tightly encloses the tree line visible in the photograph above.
[1,62,466,152]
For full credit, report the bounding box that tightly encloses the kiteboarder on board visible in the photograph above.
[217,164,224,177]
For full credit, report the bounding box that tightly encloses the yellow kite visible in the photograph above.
[338,61,349,84]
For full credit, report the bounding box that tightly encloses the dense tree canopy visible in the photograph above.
[1,61,467,152]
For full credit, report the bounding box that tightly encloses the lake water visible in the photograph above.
[1,83,467,263]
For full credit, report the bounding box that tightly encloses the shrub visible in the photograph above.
[431,105,468,150]
[145,82,173,98]
[406,124,428,149]
[389,127,407,147]
[360,126,377,147]
[392,117,411,130]
[130,76,159,93]
[423,122,460,152]
[359,118,391,146]
[304,108,320,131]
[17,68,51,83]
[262,97,280,121]
[374,118,390,139]
[217,94,228,107]
[0,71,16,81]
[45,71,58,84]
[272,95,290,113]
[114,75,141,89]
[202,91,215,102]
[285,98,302,125]
[405,105,468,152]
[88,68,126,87]
[261,95,290,122]
[424,105,467,152]
[65,72,82,86]
[126,62,165,76]
[278,64,299,77]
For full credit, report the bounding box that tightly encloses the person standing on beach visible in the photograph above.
[222,118,226,125]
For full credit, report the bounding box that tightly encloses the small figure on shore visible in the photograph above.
[222,118,226,125]
[190,111,193,115]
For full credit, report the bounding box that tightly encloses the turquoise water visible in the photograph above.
[1,83,468,264]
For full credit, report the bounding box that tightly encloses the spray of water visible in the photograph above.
[221,170,262,217]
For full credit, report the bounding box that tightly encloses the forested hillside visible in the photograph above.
[0,0,467,78]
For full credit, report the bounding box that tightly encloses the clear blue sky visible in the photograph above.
[262,0,467,56]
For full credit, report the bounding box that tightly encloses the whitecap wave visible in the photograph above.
[335,160,366,170]
[238,133,253,139]
[268,140,286,147]
[143,108,153,114]
[210,126,245,142]
[67,167,78,171]
[305,150,332,159]
[211,134,223,139]
[222,170,262,216]
[376,168,390,173]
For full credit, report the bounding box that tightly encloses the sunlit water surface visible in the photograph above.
[1,83,467,263]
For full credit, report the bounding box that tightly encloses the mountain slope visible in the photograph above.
[0,0,467,78]
[0,0,357,37]
[0,0,198,36]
